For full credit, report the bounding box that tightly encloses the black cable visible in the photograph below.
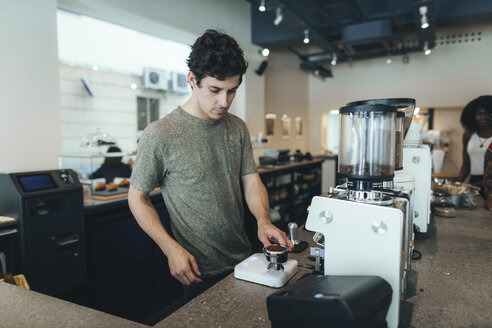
[412,249,422,260]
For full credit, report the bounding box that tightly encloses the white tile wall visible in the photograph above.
[59,64,189,155]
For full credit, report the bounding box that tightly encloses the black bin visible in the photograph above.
[267,274,392,328]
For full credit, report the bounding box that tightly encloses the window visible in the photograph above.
[137,97,160,131]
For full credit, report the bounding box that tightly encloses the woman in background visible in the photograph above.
[484,141,492,210]
[457,95,492,193]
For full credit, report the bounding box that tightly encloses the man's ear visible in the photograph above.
[188,71,197,89]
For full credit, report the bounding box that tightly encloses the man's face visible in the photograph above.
[188,72,240,122]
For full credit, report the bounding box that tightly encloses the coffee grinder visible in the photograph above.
[305,103,408,328]
[346,98,417,282]
[350,99,431,234]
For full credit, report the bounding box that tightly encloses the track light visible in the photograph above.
[424,41,431,55]
[261,48,270,57]
[419,6,429,29]
[331,53,337,66]
[274,7,283,25]
[259,0,266,12]
[303,29,310,44]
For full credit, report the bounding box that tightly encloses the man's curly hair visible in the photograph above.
[187,29,248,86]
[460,95,492,132]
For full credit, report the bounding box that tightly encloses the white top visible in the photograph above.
[467,133,492,175]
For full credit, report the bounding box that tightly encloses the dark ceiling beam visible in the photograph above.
[308,0,339,30]
[301,45,423,65]
[287,47,330,61]
[277,0,341,56]
[339,0,366,23]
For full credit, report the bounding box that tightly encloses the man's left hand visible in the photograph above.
[257,221,294,250]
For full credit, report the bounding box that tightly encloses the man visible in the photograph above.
[128,29,292,300]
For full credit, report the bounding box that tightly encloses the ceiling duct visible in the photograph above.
[299,61,332,78]
[342,20,392,53]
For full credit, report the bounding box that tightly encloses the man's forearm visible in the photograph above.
[242,174,270,225]
[128,186,179,255]
[242,173,293,248]
[128,186,203,284]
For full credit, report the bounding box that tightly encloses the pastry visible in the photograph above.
[3,273,17,286]
[118,178,129,187]
[107,182,118,192]
[95,182,106,191]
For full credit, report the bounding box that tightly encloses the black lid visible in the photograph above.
[347,98,416,107]
[339,104,397,114]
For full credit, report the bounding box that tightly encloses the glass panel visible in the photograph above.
[149,98,160,123]
[137,97,148,131]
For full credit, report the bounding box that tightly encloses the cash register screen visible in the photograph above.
[18,174,57,192]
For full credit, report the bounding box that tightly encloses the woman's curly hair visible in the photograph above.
[187,29,248,86]
[460,95,492,132]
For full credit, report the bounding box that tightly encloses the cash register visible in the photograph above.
[0,169,86,296]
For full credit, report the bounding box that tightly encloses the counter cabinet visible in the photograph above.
[54,157,335,323]
[83,193,182,323]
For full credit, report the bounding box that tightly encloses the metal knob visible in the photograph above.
[288,222,300,245]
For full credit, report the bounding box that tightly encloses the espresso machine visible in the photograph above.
[305,103,410,328]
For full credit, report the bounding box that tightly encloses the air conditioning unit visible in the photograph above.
[143,68,168,91]
[169,71,190,94]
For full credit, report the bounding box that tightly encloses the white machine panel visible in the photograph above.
[400,145,432,232]
[305,196,404,328]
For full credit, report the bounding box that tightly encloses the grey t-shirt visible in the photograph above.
[130,107,258,277]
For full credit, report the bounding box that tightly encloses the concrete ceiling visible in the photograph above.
[248,0,492,77]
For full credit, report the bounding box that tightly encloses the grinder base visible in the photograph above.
[234,253,298,288]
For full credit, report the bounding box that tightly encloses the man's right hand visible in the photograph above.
[166,244,203,285]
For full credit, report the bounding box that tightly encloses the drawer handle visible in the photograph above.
[0,228,17,237]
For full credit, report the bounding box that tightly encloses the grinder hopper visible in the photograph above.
[346,98,415,172]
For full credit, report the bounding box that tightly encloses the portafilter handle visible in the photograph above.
[288,222,300,245]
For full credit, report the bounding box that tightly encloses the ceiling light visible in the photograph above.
[424,41,431,55]
[419,6,429,29]
[303,29,310,44]
[130,83,137,90]
[259,0,266,12]
[274,7,283,25]
[92,65,99,71]
[261,48,270,57]
[414,107,421,115]
[330,53,337,66]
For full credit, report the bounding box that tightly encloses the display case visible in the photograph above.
[58,152,135,199]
